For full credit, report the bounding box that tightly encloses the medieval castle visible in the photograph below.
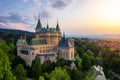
[17,17,75,66]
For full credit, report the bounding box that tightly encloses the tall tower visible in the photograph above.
[35,15,42,38]
[56,19,61,43]
[50,19,61,46]
[16,36,28,56]
[46,20,50,44]
[56,19,60,33]
[35,15,42,33]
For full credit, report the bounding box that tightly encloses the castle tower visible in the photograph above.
[16,36,28,56]
[46,20,50,44]
[50,20,61,46]
[35,15,42,38]
[56,19,60,32]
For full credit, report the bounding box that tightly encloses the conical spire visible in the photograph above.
[56,19,60,31]
[47,19,49,29]
[36,13,42,29]
[46,19,50,32]
[63,32,65,41]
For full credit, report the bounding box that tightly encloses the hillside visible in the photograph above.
[0,28,34,35]
[0,28,35,43]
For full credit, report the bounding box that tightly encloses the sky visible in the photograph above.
[0,0,120,35]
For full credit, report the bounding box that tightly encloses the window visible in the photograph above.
[71,51,73,58]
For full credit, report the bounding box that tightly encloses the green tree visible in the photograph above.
[32,57,42,80]
[49,67,70,80]
[9,42,15,54]
[13,64,26,80]
[76,56,82,69]
[110,57,120,73]
[0,42,10,53]
[11,56,26,69]
[55,58,64,67]
[39,76,45,80]
[0,49,16,80]
[42,60,55,73]
[82,54,91,71]
[71,69,82,80]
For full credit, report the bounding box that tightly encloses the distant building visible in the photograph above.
[17,17,75,66]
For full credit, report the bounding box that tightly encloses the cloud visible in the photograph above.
[40,7,52,19]
[33,0,52,19]
[0,12,34,31]
[0,12,34,24]
[33,0,76,19]
[49,0,73,9]
[0,22,27,30]
[33,0,41,8]
[0,12,23,23]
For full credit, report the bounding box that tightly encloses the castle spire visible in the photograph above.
[63,32,65,41]
[46,19,49,32]
[36,13,42,29]
[47,19,49,29]
[56,19,60,31]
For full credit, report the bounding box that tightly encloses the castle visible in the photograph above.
[17,17,75,66]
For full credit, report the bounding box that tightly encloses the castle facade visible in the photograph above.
[17,18,75,66]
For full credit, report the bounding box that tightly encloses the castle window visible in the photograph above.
[40,51,41,53]
[71,51,73,58]
[43,50,45,53]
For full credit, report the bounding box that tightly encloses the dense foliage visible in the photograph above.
[13,64,26,80]
[0,29,119,80]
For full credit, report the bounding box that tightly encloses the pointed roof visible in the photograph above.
[63,32,65,41]
[36,15,42,29]
[46,19,49,29]
[56,19,60,31]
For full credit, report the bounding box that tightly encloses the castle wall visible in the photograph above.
[31,44,56,53]
[69,47,75,60]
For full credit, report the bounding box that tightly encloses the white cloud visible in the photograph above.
[33,0,42,8]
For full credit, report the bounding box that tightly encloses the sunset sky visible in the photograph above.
[0,0,120,35]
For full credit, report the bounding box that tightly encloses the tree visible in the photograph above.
[49,67,70,80]
[76,56,82,69]
[9,42,15,54]
[0,49,16,80]
[11,56,26,69]
[32,57,42,80]
[110,57,120,73]
[39,76,45,80]
[70,69,82,80]
[13,64,26,80]
[42,60,55,73]
[0,42,10,53]
[81,54,91,71]
[55,58,64,67]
